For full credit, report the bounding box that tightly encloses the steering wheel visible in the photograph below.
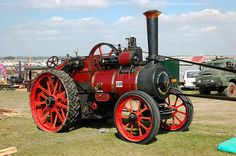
[46,56,59,68]
[89,43,119,57]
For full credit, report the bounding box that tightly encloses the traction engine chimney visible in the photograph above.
[143,10,161,61]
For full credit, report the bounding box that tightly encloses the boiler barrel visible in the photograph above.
[90,64,170,100]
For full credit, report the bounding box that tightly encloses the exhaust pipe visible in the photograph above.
[143,10,161,61]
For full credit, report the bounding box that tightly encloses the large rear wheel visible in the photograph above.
[30,70,80,132]
[161,88,194,131]
[114,91,160,144]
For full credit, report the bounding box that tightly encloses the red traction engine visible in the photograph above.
[29,10,194,144]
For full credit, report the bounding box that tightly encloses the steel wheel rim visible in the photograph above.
[115,96,153,142]
[30,73,69,132]
[161,94,187,130]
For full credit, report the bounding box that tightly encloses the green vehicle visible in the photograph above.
[195,58,236,97]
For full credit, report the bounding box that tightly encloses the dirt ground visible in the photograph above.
[0,109,20,120]
[191,97,236,124]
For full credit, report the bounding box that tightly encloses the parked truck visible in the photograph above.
[195,58,236,97]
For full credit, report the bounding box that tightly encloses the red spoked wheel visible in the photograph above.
[114,91,160,144]
[161,88,193,131]
[89,43,119,57]
[30,70,80,132]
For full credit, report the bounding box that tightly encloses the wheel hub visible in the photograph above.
[128,113,137,123]
[45,96,55,106]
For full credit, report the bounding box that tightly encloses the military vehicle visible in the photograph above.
[196,58,236,97]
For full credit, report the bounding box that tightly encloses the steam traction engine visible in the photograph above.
[29,10,194,144]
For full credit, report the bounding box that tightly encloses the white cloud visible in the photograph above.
[188,9,220,19]
[3,9,236,56]
[0,0,114,9]
[201,26,218,32]
[115,16,136,24]
[171,2,207,6]
[29,0,111,9]
[130,0,207,9]
[131,0,169,8]
[48,16,64,23]
[11,29,61,40]
[47,16,101,25]
[158,9,236,54]
[1,0,208,10]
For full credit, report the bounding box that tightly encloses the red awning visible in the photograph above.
[191,56,205,63]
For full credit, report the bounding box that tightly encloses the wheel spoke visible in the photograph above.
[37,84,50,95]
[176,110,186,115]
[121,115,128,119]
[108,50,113,56]
[61,109,66,119]
[99,46,103,55]
[57,91,66,99]
[39,93,47,99]
[167,96,170,105]
[138,106,148,115]
[138,121,148,131]
[53,115,58,127]
[139,126,143,136]
[43,110,50,121]
[56,102,68,110]
[40,116,47,124]
[123,106,131,113]
[58,82,62,94]
[124,123,131,129]
[46,82,52,95]
[129,99,133,111]
[176,103,184,108]
[130,124,134,136]
[137,101,141,113]
[174,96,179,107]
[163,118,168,124]
[140,116,152,121]
[34,101,45,107]
[55,108,64,123]
[53,79,59,95]
[47,76,55,89]
[174,114,182,124]
[50,110,53,125]
[172,116,175,125]
[42,106,49,114]
[60,98,68,104]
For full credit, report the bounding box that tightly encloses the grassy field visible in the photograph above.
[0,90,236,156]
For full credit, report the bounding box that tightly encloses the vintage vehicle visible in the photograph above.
[29,10,194,144]
[196,58,236,97]
[182,70,199,89]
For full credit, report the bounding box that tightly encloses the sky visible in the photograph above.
[0,0,236,57]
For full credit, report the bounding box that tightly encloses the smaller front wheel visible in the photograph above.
[114,91,160,144]
[161,88,194,131]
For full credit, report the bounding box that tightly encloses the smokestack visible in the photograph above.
[143,10,161,61]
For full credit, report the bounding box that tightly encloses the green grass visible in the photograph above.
[0,90,235,156]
